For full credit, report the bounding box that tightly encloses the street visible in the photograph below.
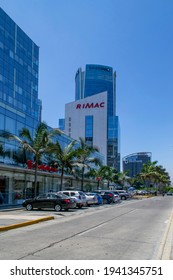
[0,196,173,260]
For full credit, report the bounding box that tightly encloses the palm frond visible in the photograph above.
[19,128,33,143]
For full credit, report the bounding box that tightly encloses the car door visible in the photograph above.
[47,193,59,208]
[79,191,87,204]
[33,194,48,208]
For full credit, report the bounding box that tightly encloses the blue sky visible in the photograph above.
[1,0,173,180]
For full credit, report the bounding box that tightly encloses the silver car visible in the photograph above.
[57,190,87,208]
[85,192,98,206]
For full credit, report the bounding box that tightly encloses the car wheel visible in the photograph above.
[26,204,33,211]
[78,205,83,208]
[103,198,108,204]
[121,196,126,200]
[55,204,62,211]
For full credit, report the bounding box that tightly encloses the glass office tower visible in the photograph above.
[75,64,120,171]
[123,152,152,177]
[0,7,41,163]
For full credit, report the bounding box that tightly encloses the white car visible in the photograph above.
[85,193,98,206]
[57,190,87,208]
[113,193,121,202]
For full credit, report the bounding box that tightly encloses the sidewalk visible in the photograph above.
[0,207,54,231]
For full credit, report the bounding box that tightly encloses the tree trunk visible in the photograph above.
[97,179,100,190]
[81,165,84,191]
[34,162,38,197]
[60,167,64,191]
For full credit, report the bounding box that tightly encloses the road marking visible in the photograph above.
[78,209,138,236]
[78,223,104,236]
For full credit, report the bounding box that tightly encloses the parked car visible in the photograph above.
[57,190,87,208]
[136,190,149,195]
[167,192,173,196]
[22,192,76,211]
[113,190,130,200]
[113,193,121,203]
[85,192,98,206]
[94,190,115,204]
[87,192,103,205]
[95,193,103,205]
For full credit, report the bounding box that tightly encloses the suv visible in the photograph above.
[94,190,115,204]
[57,190,87,208]
[113,190,130,200]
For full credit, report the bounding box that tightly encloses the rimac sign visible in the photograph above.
[76,102,105,109]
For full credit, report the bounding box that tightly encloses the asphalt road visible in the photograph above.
[0,196,173,260]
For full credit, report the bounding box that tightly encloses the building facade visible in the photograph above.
[0,162,101,206]
[75,65,116,117]
[72,64,120,170]
[0,7,41,164]
[122,152,152,177]
[65,91,107,165]
[0,9,105,206]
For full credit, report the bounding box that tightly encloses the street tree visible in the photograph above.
[75,137,101,191]
[46,140,78,191]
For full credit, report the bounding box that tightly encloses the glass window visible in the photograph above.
[71,192,76,196]
[5,116,16,134]
[37,194,47,199]
[0,114,5,130]
[63,192,69,196]
[85,115,93,146]
[48,194,58,199]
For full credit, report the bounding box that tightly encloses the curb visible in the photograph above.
[156,210,173,260]
[133,195,154,199]
[0,207,23,212]
[0,216,54,232]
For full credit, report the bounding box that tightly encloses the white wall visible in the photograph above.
[65,91,108,164]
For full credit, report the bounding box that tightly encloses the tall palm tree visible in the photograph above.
[97,165,115,188]
[1,122,61,196]
[46,140,78,191]
[116,171,128,190]
[86,167,103,189]
[138,161,170,193]
[75,137,101,191]
[138,161,158,189]
[154,165,170,192]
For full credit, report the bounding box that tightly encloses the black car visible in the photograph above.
[22,192,76,211]
[94,190,115,204]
